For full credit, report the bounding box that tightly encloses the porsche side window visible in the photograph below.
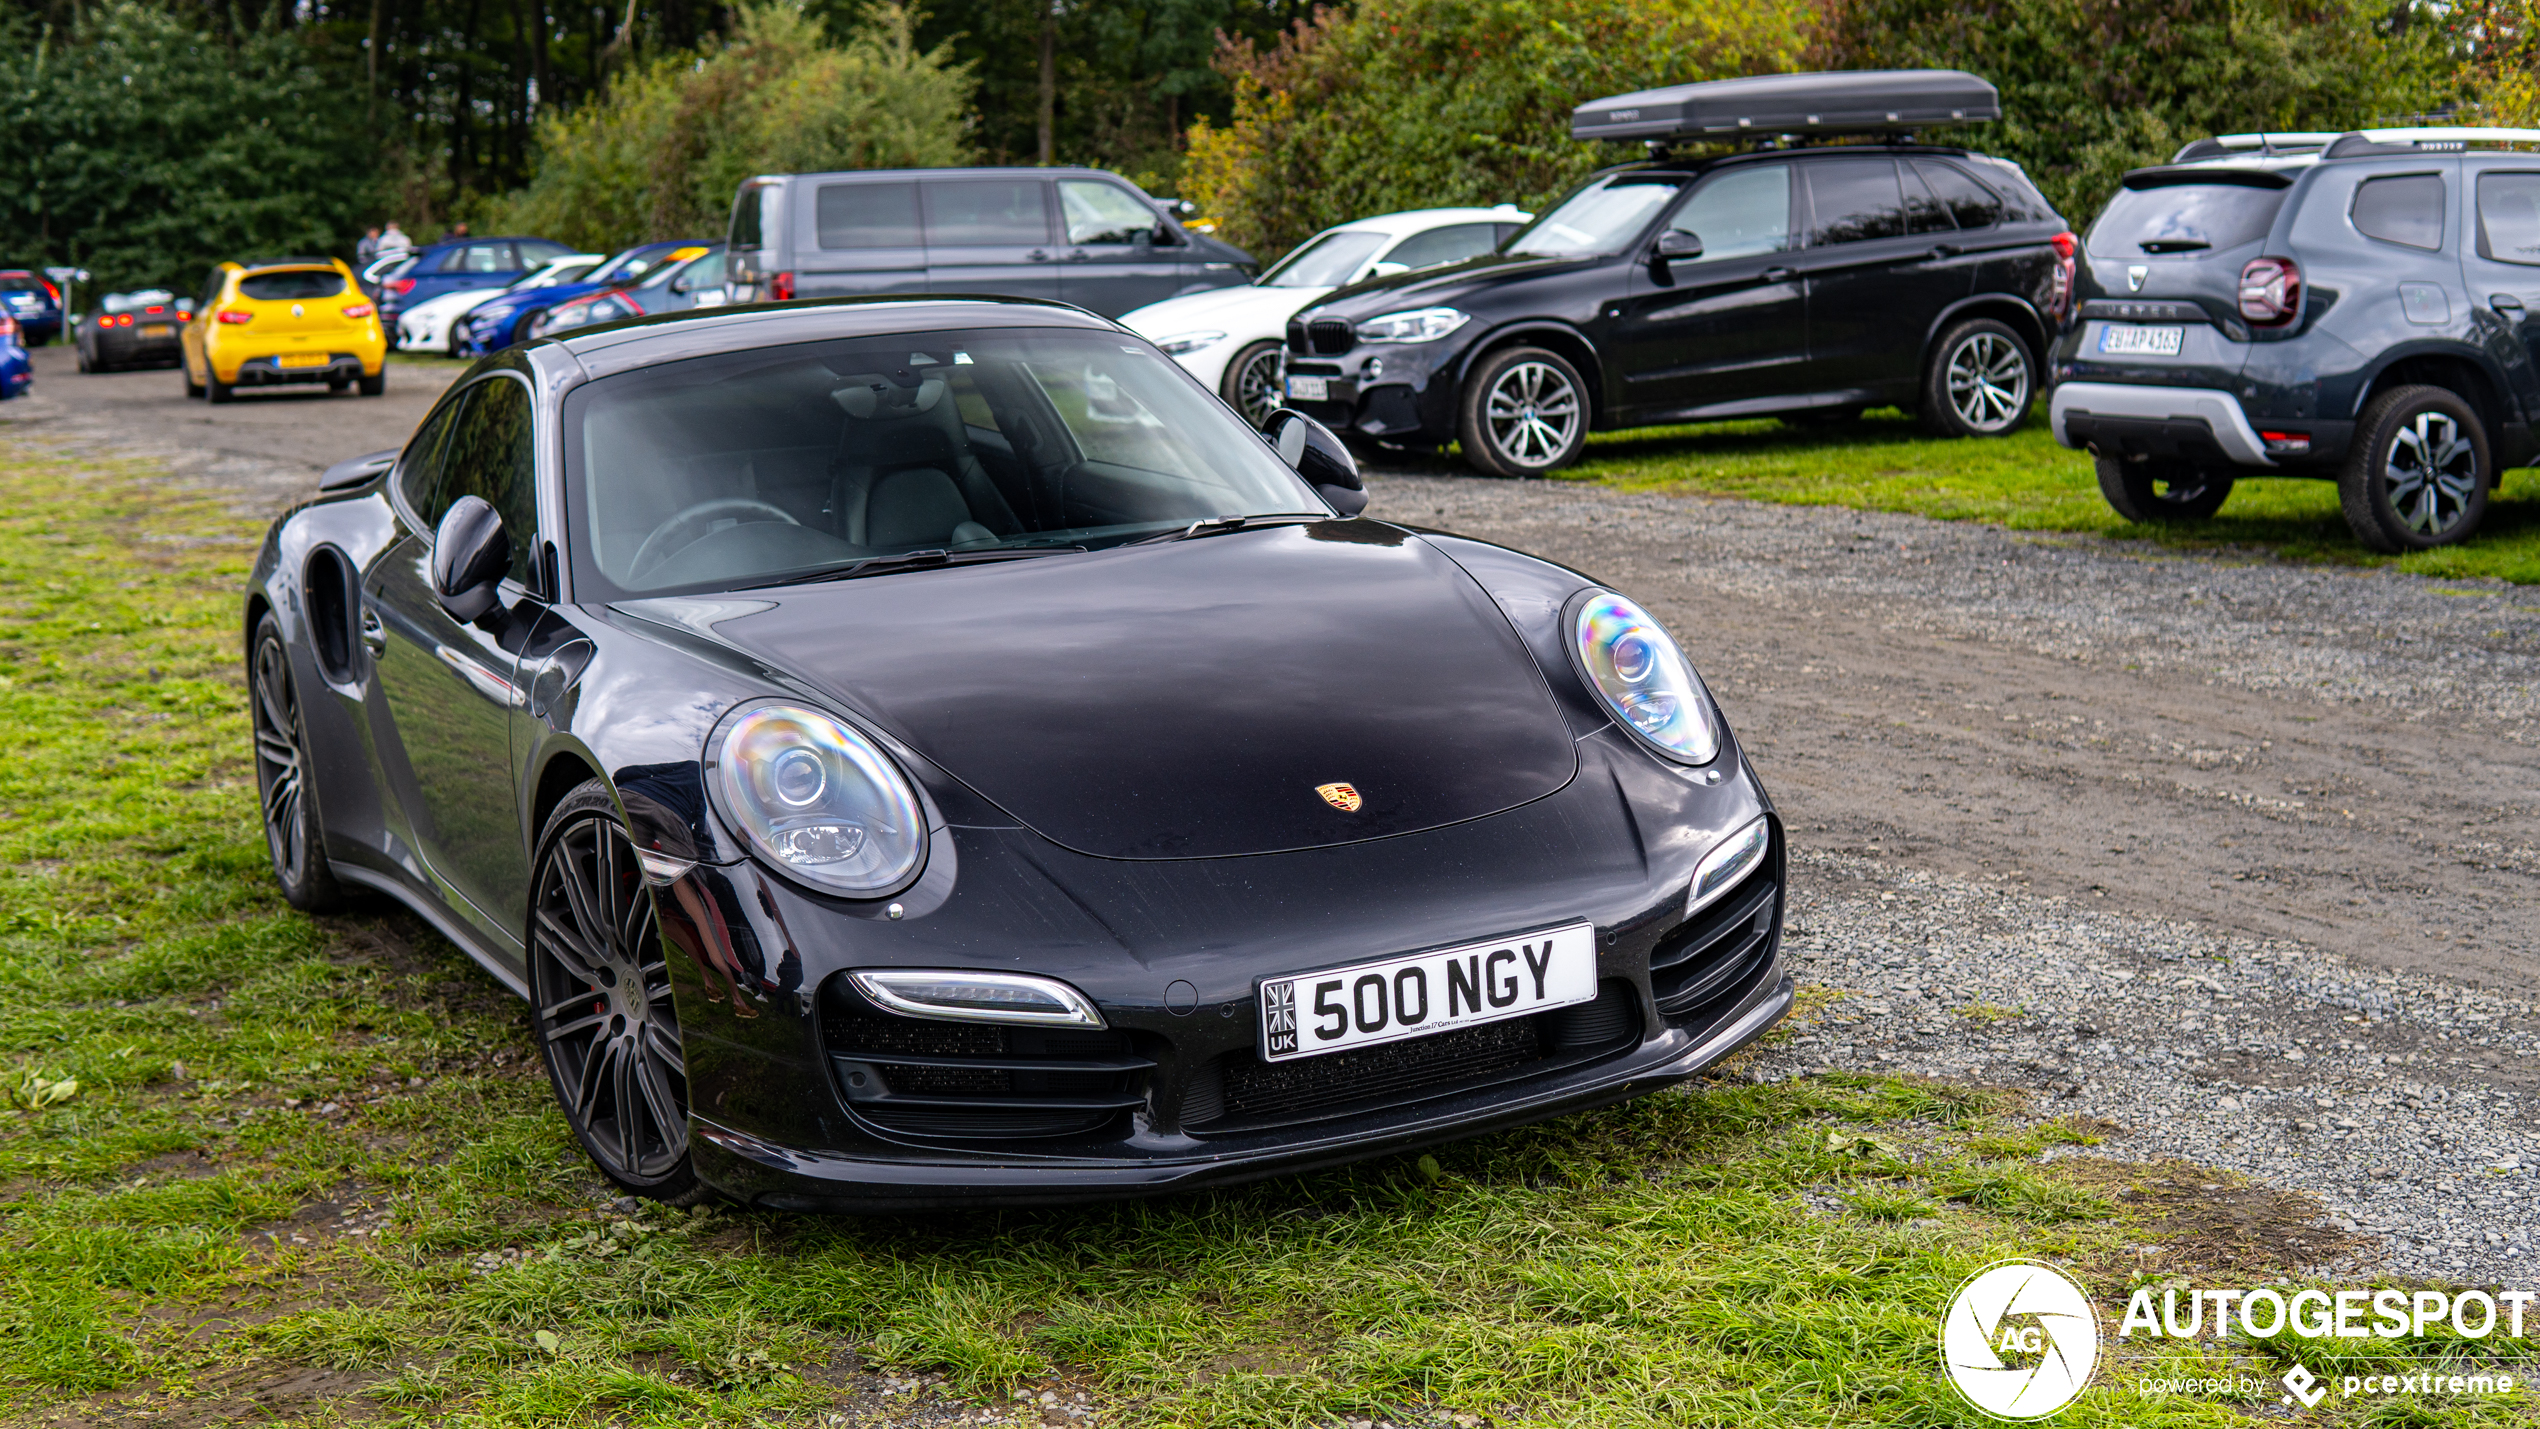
[2354,173,2446,251]
[436,377,540,580]
[1805,157,1907,246]
[397,388,470,527]
[1664,165,1792,262]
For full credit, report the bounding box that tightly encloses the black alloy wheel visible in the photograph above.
[250,615,345,911]
[1221,340,1285,428]
[529,780,703,1203]
[2339,384,2491,552]
[2094,452,2234,523]
[1921,318,2034,437]
[1457,345,1590,477]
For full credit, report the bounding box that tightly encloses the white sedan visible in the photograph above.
[1120,206,1528,426]
[394,253,602,354]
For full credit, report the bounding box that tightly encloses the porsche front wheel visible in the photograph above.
[250,616,345,911]
[529,780,704,1204]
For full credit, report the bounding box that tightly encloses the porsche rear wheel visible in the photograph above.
[529,780,704,1204]
[250,615,345,912]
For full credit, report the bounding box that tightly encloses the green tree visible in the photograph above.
[0,2,377,294]
[1181,0,1814,259]
[1814,0,2460,223]
[492,1,974,252]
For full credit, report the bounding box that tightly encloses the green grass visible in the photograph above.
[0,433,2527,1426]
[1548,409,2540,585]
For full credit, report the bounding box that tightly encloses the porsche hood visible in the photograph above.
[676,522,1580,861]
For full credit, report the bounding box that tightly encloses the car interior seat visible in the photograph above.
[827,371,1023,547]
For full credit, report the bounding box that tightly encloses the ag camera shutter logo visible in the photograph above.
[1941,1259,2100,1419]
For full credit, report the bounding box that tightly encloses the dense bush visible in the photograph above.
[1180,0,1812,258]
[0,3,375,295]
[491,2,973,252]
[1814,0,2460,224]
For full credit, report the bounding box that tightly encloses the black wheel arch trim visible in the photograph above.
[2346,341,2523,437]
[1921,293,2049,371]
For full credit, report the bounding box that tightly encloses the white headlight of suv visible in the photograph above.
[1353,307,1470,343]
[1569,590,1719,765]
[1152,330,1225,356]
[706,703,926,896]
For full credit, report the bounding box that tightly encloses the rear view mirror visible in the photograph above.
[1262,408,1366,516]
[431,496,510,621]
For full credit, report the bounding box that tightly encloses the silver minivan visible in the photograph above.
[724,167,1257,318]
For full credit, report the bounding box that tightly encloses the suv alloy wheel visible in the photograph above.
[1458,346,1589,477]
[1922,318,2034,437]
[2093,453,2234,522]
[2339,384,2491,552]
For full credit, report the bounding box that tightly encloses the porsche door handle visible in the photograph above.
[359,609,386,653]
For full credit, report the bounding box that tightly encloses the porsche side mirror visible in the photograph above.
[431,495,510,621]
[319,448,399,492]
[1650,230,1702,278]
[1263,408,1365,517]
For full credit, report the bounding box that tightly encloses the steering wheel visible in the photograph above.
[627,498,801,583]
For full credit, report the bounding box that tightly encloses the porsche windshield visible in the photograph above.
[564,326,1323,598]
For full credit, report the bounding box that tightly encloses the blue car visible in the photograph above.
[1,270,64,345]
[0,310,32,399]
[378,235,576,323]
[459,240,709,354]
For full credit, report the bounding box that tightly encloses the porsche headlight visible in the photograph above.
[1152,329,1224,356]
[1571,590,1718,765]
[707,704,926,895]
[1353,307,1469,343]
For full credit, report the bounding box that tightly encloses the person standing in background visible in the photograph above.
[356,226,382,266]
[447,222,470,240]
[378,222,413,259]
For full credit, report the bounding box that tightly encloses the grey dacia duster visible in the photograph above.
[2050,127,2540,551]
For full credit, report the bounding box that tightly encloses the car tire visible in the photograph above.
[2338,384,2491,552]
[528,779,707,1206]
[184,365,203,398]
[206,378,232,404]
[1457,345,1590,477]
[1220,340,1285,428]
[2094,452,2233,522]
[249,615,346,913]
[358,372,386,397]
[518,309,550,341]
[445,327,469,359]
[75,346,92,374]
[1920,318,2034,437]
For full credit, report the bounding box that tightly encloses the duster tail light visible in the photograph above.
[2238,257,2301,325]
[767,271,795,301]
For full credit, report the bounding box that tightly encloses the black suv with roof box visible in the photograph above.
[2053,127,2540,550]
[1281,70,2075,477]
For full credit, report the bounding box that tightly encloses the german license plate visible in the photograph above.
[277,352,329,369]
[139,324,172,338]
[1285,374,1328,401]
[2098,324,2184,356]
[1258,922,1597,1062]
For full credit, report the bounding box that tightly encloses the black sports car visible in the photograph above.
[245,296,1790,1209]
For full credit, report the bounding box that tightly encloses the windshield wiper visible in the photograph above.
[739,546,1084,590]
[1122,513,1329,547]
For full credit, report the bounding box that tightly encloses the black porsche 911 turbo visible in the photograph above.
[245,295,1790,1209]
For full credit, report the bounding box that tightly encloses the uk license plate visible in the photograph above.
[277,352,329,369]
[1258,922,1597,1061]
[1285,374,1328,402]
[139,324,172,338]
[2098,324,2184,356]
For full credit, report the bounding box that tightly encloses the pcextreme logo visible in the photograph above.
[1941,1259,2101,1420]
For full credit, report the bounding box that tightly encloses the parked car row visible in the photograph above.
[397,252,601,354]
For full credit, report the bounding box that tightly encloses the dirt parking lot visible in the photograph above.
[8,339,2534,1276]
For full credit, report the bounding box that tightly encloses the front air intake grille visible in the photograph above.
[1649,857,1780,1019]
[1286,316,1354,356]
[1189,981,1640,1133]
[825,1007,1152,1141]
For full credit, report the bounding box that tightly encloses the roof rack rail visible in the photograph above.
[1570,69,1997,145]
[2322,126,2540,158]
[2169,132,2341,162]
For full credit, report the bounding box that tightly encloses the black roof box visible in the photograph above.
[1570,69,1999,143]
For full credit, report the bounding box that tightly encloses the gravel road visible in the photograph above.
[6,343,2530,1282]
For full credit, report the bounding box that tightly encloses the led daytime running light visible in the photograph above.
[850,970,1105,1028]
[1689,816,1770,915]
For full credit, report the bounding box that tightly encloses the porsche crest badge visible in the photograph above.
[1314,782,1362,812]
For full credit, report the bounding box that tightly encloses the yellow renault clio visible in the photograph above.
[181,257,386,403]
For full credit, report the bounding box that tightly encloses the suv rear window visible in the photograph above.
[2089,178,2287,256]
[239,269,346,300]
